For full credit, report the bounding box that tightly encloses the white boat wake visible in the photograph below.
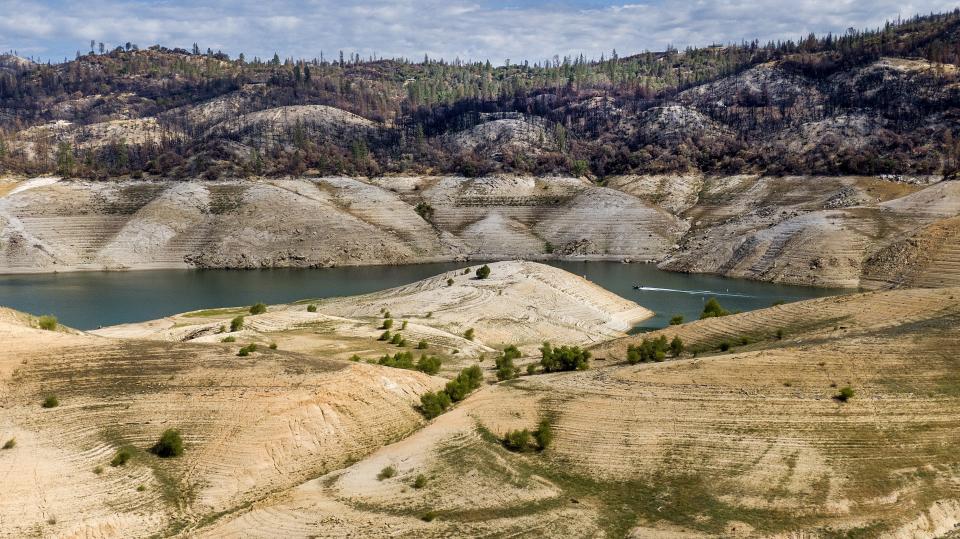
[634,286,755,298]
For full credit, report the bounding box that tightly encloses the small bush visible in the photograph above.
[503,429,532,452]
[719,341,731,352]
[669,315,684,325]
[249,303,267,315]
[349,354,361,362]
[464,328,475,341]
[475,264,491,279]
[426,311,433,318]
[416,354,442,375]
[447,278,454,287]
[379,330,391,341]
[776,329,784,340]
[420,390,452,419]
[540,342,590,372]
[382,318,394,330]
[417,340,429,350]
[42,395,59,408]
[700,298,730,319]
[230,316,244,332]
[627,336,667,364]
[384,311,392,319]
[93,466,104,475]
[111,448,133,467]
[413,474,427,489]
[38,315,58,331]
[269,342,278,350]
[401,320,408,330]
[415,201,435,221]
[526,364,538,375]
[221,336,236,343]
[307,304,317,312]
[390,332,403,345]
[463,268,470,275]
[670,336,684,356]
[136,485,146,492]
[421,510,438,522]
[2,438,15,450]
[377,465,397,480]
[544,241,555,254]
[150,429,184,458]
[237,343,258,357]
[495,345,521,381]
[835,386,855,402]
[534,420,553,450]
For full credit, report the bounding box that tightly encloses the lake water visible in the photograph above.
[0,261,847,330]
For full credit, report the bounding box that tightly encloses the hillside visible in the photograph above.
[2,11,960,180]
[196,286,960,538]
[2,174,957,290]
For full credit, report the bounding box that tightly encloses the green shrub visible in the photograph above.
[349,354,361,362]
[249,303,267,315]
[475,264,491,279]
[384,311,392,319]
[464,328,475,341]
[417,340,429,350]
[669,315,684,326]
[382,319,394,330]
[237,343,258,356]
[534,419,553,450]
[539,342,590,372]
[719,341,731,352]
[390,332,403,345]
[379,330,391,341]
[111,448,133,467]
[447,278,454,287]
[495,345,521,381]
[626,336,668,364]
[463,268,470,275]
[426,312,433,318]
[835,386,855,402]
[150,429,184,458]
[136,485,146,492]
[526,364,538,375]
[307,304,317,312]
[421,510,438,522]
[2,438,15,450]
[420,390,452,419]
[416,354,442,375]
[42,395,59,408]
[700,298,730,319]
[269,342,278,350]
[670,336,684,357]
[379,351,414,369]
[93,466,104,475]
[544,241,555,254]
[503,429,532,452]
[38,315,58,331]
[221,336,236,343]
[413,474,427,489]
[377,465,397,480]
[230,316,244,332]
[401,320,408,330]
[776,329,784,340]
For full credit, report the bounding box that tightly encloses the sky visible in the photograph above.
[1,0,958,65]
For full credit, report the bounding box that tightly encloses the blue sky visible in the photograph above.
[2,0,958,64]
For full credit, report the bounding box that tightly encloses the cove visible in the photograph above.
[0,261,847,331]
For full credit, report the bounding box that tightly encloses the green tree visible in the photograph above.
[230,316,245,332]
[249,302,267,315]
[56,142,75,176]
[150,429,184,458]
[669,315,684,325]
[700,298,730,319]
[475,265,491,279]
[534,419,553,450]
[540,342,590,372]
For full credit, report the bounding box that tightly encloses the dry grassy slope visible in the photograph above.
[93,261,652,366]
[660,177,958,288]
[202,287,960,538]
[0,307,440,538]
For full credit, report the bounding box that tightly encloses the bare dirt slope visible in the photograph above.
[0,307,439,538]
[198,287,960,538]
[0,175,684,273]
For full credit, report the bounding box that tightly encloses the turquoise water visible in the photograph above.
[0,262,847,330]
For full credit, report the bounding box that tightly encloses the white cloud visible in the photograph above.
[0,0,957,63]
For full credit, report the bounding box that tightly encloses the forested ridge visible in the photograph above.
[2,9,960,180]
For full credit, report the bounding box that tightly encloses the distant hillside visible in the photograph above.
[1,10,960,180]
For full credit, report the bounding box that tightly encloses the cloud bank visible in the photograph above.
[1,0,957,64]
